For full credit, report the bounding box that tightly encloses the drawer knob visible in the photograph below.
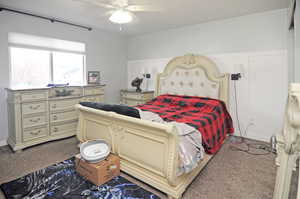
[53,127,58,132]
[30,105,40,110]
[53,115,58,120]
[30,118,40,123]
[30,130,41,136]
[52,104,57,108]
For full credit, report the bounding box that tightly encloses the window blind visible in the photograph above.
[8,32,85,53]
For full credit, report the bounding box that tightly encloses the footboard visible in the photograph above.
[76,104,180,187]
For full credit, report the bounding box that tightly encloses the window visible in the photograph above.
[9,33,86,88]
[52,52,85,85]
[10,47,51,88]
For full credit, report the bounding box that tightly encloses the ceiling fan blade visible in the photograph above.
[103,10,115,16]
[73,0,117,9]
[111,0,128,8]
[126,5,162,12]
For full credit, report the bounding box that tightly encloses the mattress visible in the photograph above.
[136,94,234,154]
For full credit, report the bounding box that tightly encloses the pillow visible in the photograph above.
[79,102,140,118]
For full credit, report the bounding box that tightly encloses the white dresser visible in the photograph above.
[6,85,105,151]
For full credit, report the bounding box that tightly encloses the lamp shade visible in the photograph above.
[109,10,133,24]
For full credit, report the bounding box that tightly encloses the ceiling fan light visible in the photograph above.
[109,10,133,24]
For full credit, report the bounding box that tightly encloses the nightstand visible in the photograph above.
[120,89,154,106]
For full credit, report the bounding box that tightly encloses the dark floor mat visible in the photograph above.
[0,157,160,199]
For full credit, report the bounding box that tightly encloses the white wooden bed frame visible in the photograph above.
[76,54,230,199]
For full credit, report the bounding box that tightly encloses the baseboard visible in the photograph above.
[0,139,7,147]
[233,133,270,143]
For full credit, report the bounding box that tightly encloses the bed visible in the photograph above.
[76,54,231,199]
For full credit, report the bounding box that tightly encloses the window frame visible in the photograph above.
[9,44,86,88]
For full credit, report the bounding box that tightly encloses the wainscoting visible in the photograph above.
[127,50,288,142]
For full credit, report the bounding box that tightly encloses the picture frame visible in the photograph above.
[87,71,100,84]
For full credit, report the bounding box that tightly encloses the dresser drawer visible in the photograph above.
[22,102,47,115]
[143,93,154,99]
[50,121,78,136]
[122,93,142,100]
[82,95,104,102]
[122,93,153,100]
[23,114,47,128]
[84,87,104,96]
[23,126,48,142]
[49,98,79,112]
[21,92,47,102]
[50,110,77,123]
[122,99,145,106]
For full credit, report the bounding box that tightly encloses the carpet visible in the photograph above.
[1,137,298,199]
[0,157,160,199]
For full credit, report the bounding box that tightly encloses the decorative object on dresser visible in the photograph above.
[131,77,143,92]
[6,85,105,152]
[87,71,100,84]
[120,89,154,106]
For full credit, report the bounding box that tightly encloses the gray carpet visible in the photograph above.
[0,137,297,199]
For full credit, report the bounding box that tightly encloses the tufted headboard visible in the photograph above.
[155,54,230,107]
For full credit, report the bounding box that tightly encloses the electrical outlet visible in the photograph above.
[249,118,255,125]
[143,73,151,78]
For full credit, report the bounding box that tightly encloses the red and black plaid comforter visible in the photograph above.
[136,94,234,154]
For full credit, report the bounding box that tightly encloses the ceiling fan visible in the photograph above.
[73,0,161,24]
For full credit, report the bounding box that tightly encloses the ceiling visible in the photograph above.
[0,0,289,35]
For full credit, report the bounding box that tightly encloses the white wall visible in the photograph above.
[128,9,287,60]
[127,9,288,142]
[295,0,300,82]
[0,12,128,145]
[288,28,295,82]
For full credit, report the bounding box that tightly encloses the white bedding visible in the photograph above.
[137,109,205,176]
